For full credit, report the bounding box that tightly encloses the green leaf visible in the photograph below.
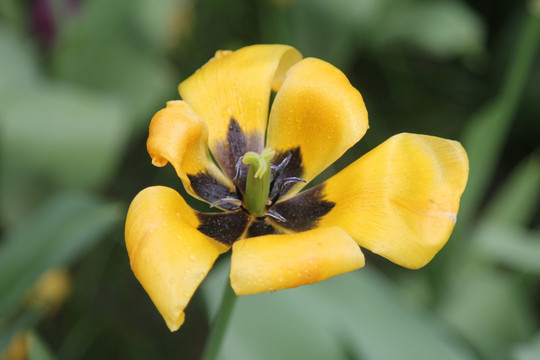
[0,0,25,28]
[511,333,540,360]
[0,84,130,224]
[302,0,388,33]
[28,332,57,360]
[438,263,535,359]
[53,37,174,124]
[458,98,515,225]
[458,13,540,222]
[483,154,540,226]
[51,0,176,125]
[300,0,484,57]
[287,0,361,68]
[0,25,41,93]
[472,221,540,273]
[380,0,485,57]
[0,309,42,352]
[202,264,476,360]
[0,26,132,225]
[0,191,123,318]
[0,85,129,188]
[132,0,192,48]
[0,330,58,359]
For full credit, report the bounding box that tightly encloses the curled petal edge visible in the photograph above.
[147,100,234,202]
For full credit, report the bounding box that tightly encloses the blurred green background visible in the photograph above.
[1,0,539,359]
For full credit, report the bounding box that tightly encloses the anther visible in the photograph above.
[271,152,292,180]
[266,209,286,222]
[210,197,242,209]
[278,177,306,193]
[270,176,306,203]
[233,157,245,185]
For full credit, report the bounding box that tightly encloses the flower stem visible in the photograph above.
[201,279,237,360]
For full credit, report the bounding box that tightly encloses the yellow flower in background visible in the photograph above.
[125,44,468,332]
[25,268,71,313]
[1,269,71,360]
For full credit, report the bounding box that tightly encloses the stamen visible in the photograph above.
[233,157,244,185]
[278,177,306,192]
[271,152,292,179]
[270,176,306,204]
[266,209,286,222]
[210,197,242,209]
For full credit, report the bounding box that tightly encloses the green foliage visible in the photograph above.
[203,263,476,360]
[28,332,57,360]
[438,264,534,359]
[0,192,123,317]
[483,155,540,226]
[459,14,540,224]
[511,333,540,360]
[50,0,178,125]
[0,192,123,352]
[474,221,540,273]
[0,25,130,225]
[303,0,484,56]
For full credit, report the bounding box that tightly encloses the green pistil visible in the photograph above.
[242,148,275,217]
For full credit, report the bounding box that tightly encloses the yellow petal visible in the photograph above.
[318,133,469,269]
[147,100,235,205]
[125,186,228,331]
[230,226,365,295]
[179,45,302,179]
[266,57,368,196]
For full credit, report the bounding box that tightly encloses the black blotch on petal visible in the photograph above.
[188,173,237,210]
[197,210,250,246]
[270,147,304,199]
[227,117,248,169]
[247,220,282,238]
[270,184,335,232]
[215,118,263,187]
[215,118,247,181]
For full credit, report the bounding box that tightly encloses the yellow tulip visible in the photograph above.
[125,45,468,331]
